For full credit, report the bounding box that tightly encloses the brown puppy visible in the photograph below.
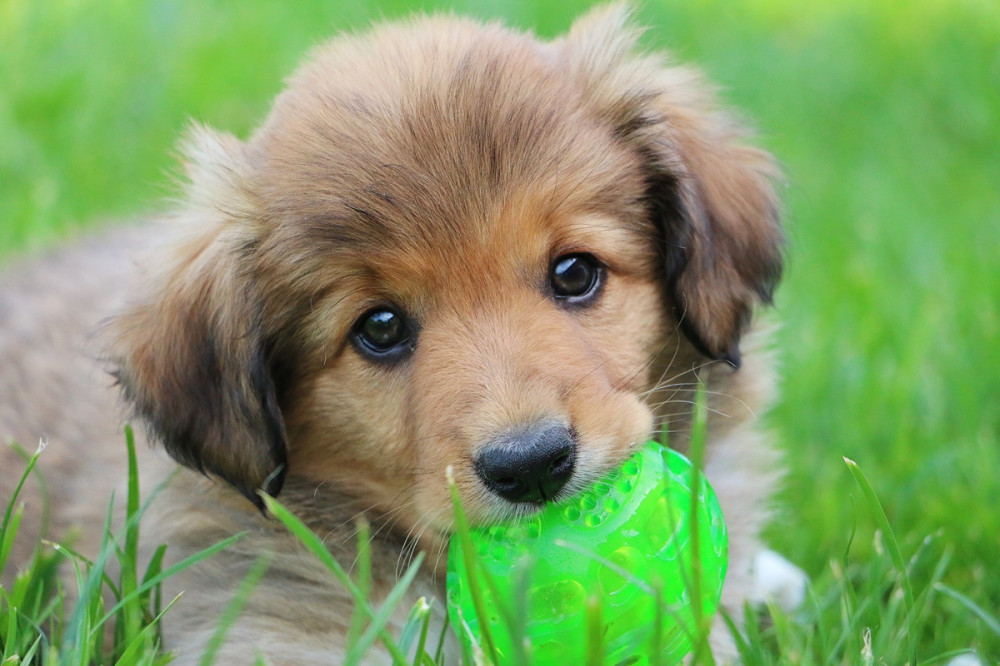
[0,5,784,663]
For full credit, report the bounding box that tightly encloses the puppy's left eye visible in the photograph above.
[351,307,415,363]
[550,253,604,305]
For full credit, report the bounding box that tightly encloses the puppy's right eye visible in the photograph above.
[550,253,604,306]
[351,308,414,362]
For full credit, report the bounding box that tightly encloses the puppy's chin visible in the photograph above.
[475,487,581,526]
[439,469,611,529]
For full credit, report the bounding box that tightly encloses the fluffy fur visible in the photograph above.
[0,5,784,663]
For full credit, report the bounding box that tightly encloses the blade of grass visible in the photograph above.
[344,551,426,665]
[584,594,603,666]
[395,597,431,663]
[0,503,24,581]
[413,608,432,666]
[843,457,915,661]
[687,379,712,664]
[88,461,241,639]
[0,441,45,569]
[346,517,372,653]
[142,543,169,632]
[720,606,754,664]
[20,635,43,664]
[827,559,857,659]
[115,593,183,666]
[933,583,1000,638]
[260,493,411,664]
[838,495,860,634]
[63,491,120,663]
[921,650,990,666]
[552,539,654,595]
[908,537,950,640]
[444,466,499,665]
[433,612,450,665]
[198,555,272,666]
[3,547,60,656]
[2,633,42,665]
[117,425,143,647]
[2,591,19,662]
[649,580,664,666]
[446,467,537,663]
[94,533,243,631]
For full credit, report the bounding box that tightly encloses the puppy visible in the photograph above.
[0,5,784,663]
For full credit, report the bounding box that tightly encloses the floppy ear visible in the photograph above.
[646,122,783,368]
[112,126,287,509]
[561,4,783,367]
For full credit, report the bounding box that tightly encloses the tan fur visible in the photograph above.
[1,5,783,663]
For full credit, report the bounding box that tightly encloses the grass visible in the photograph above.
[0,430,240,665]
[1,0,998,662]
[1,398,725,664]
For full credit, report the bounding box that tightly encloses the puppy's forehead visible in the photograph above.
[249,18,653,299]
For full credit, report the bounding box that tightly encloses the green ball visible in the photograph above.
[446,441,728,665]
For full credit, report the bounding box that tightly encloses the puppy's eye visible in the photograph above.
[352,308,414,362]
[550,253,604,305]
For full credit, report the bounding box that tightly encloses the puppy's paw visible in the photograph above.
[945,654,984,666]
[751,549,808,611]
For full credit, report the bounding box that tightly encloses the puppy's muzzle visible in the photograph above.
[473,423,576,504]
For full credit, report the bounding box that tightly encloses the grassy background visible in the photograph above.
[2,0,998,662]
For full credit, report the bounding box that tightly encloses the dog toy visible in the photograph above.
[446,441,727,665]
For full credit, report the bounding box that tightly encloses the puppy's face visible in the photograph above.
[113,7,781,537]
[253,29,668,527]
[271,128,664,528]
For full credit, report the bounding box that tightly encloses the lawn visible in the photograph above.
[2,0,998,663]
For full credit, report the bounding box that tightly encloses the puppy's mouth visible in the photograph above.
[470,469,604,527]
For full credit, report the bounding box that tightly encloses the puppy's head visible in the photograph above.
[113,5,781,529]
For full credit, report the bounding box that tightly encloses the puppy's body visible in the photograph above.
[1,6,783,663]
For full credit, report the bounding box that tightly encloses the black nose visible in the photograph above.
[474,423,576,504]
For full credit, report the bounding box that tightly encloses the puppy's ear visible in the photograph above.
[646,124,783,368]
[562,5,783,367]
[113,126,287,508]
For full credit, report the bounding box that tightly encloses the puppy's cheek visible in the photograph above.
[571,391,655,482]
[284,368,418,485]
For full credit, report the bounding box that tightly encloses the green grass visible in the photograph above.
[1,431,241,665]
[2,0,998,663]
